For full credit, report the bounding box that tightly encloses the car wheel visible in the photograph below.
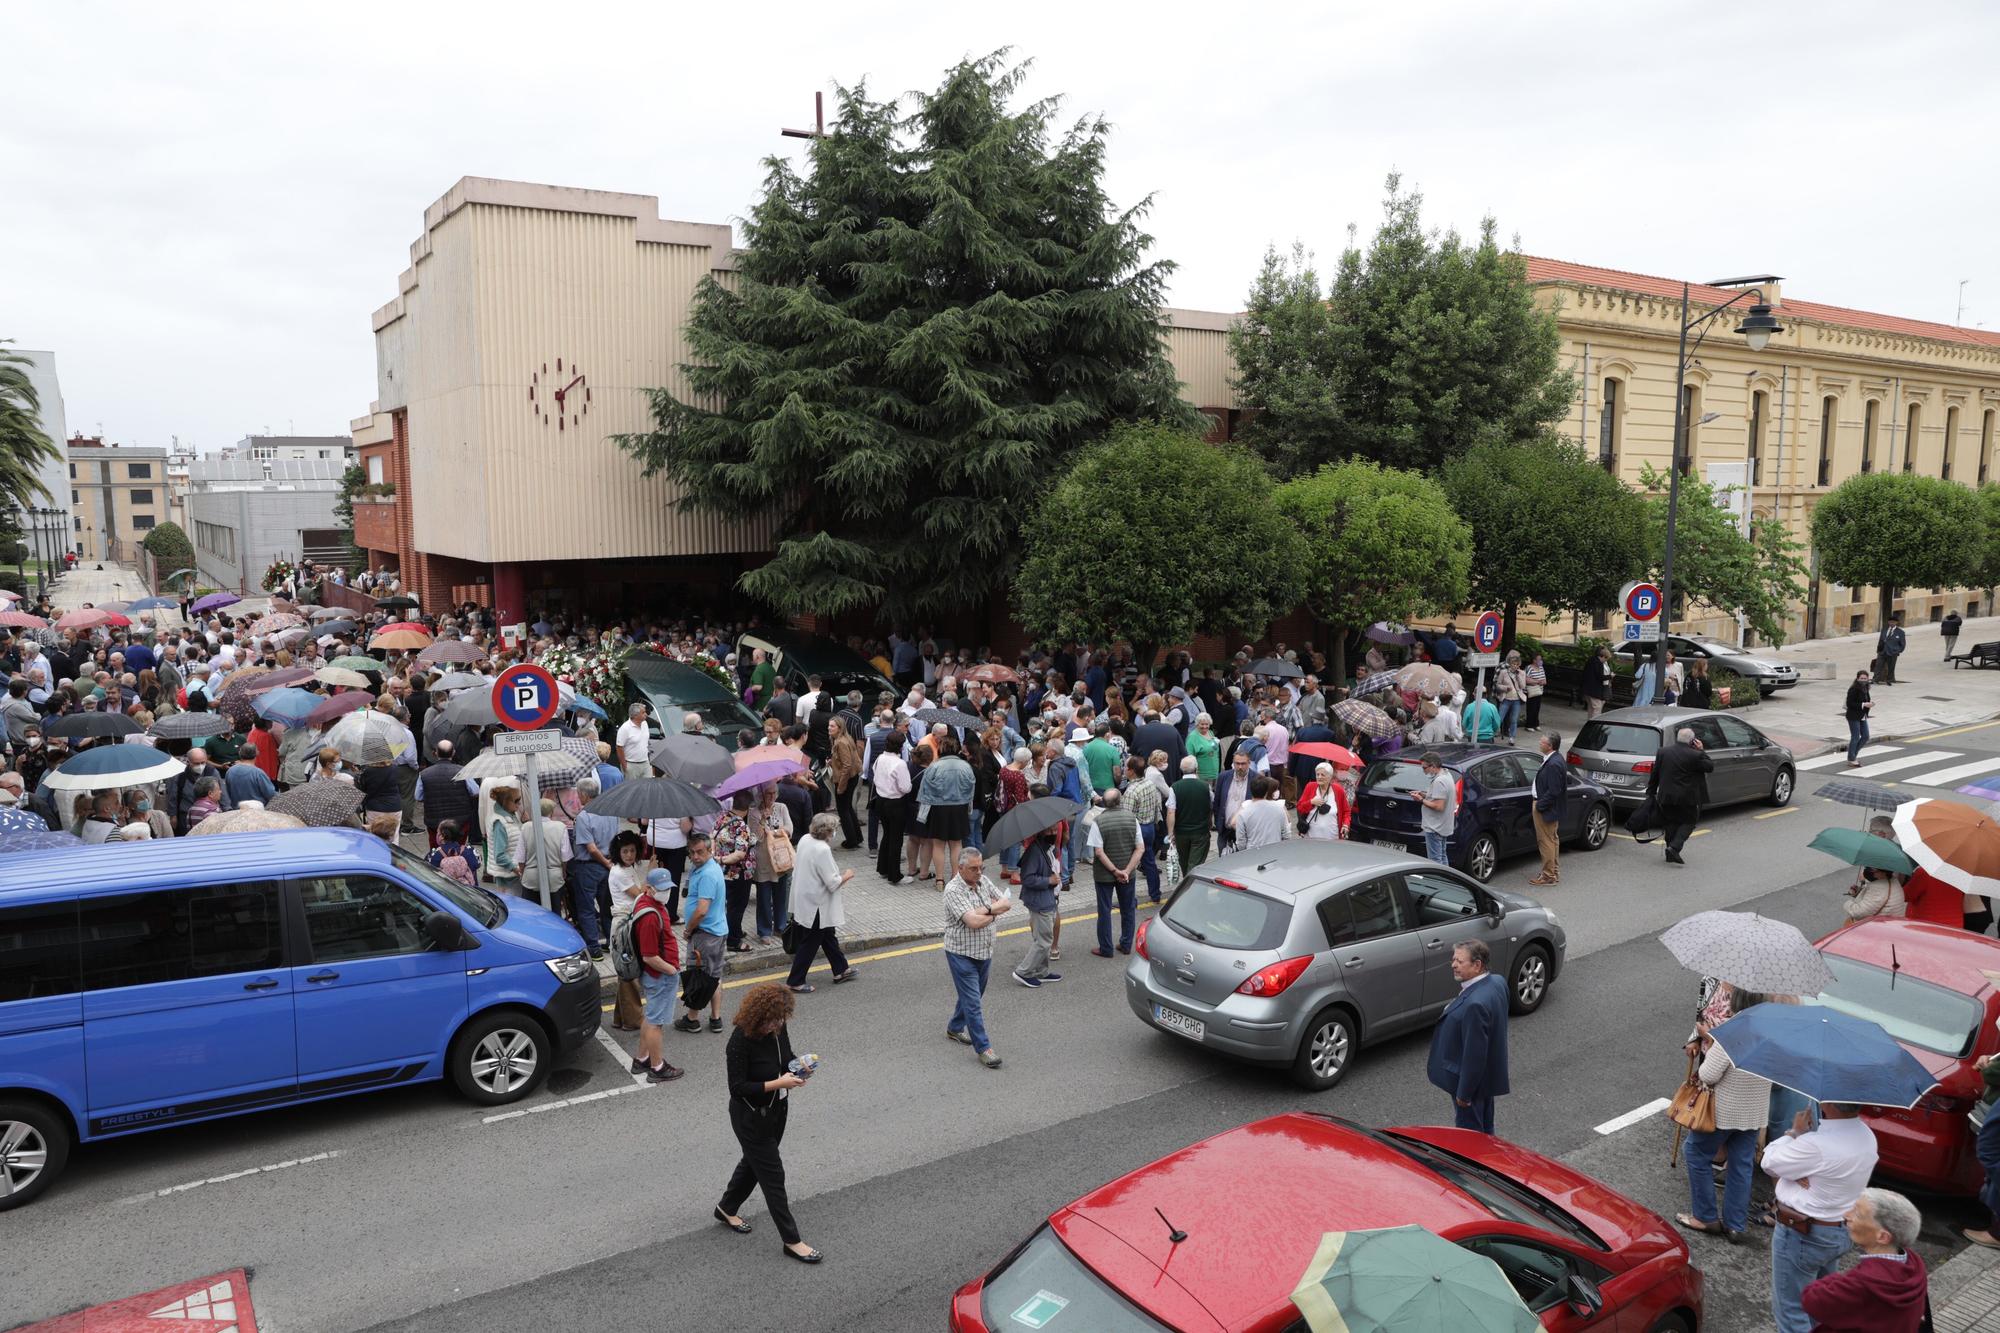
[1291,1007,1356,1092]
[0,1098,71,1211]
[1646,1314,1694,1333]
[1767,766,1795,807]
[1508,944,1551,1016]
[1576,803,1610,851]
[1465,832,1499,883]
[448,1011,552,1106]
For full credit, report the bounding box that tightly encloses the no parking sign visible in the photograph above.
[1622,581,1663,643]
[492,663,561,732]
[1467,610,1502,667]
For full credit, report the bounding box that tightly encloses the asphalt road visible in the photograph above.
[10,735,2000,1333]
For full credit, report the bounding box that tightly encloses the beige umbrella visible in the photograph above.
[315,667,373,689]
[1395,663,1455,697]
[188,807,309,836]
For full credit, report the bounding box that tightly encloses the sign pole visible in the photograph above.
[492,663,564,911]
[524,750,551,910]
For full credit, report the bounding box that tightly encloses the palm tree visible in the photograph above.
[0,341,62,510]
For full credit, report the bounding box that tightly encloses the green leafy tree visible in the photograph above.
[1810,471,1984,630]
[1634,465,1808,645]
[140,521,195,589]
[332,462,368,575]
[0,342,63,509]
[616,54,1193,620]
[1441,438,1648,649]
[1273,460,1472,682]
[1017,424,1303,669]
[1233,176,1572,478]
[1970,483,2000,607]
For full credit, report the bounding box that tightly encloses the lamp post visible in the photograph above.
[1659,276,1785,655]
[29,508,49,599]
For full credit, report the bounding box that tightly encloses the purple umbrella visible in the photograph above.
[305,691,375,727]
[191,592,241,613]
[710,760,799,801]
[242,665,317,694]
[1365,622,1419,646]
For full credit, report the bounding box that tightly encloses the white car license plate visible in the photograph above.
[1374,838,1405,850]
[1592,770,1634,785]
[1154,1005,1204,1041]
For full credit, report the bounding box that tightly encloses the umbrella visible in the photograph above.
[1354,669,1401,697]
[912,707,985,731]
[652,733,736,785]
[126,596,178,613]
[0,830,82,854]
[1289,1225,1538,1333]
[1807,827,1917,874]
[443,690,504,728]
[0,589,17,602]
[417,639,486,666]
[1396,663,1455,697]
[241,665,316,694]
[45,712,142,741]
[1292,741,1364,769]
[374,594,420,611]
[1815,778,1905,814]
[1892,798,2000,899]
[1365,622,1420,646]
[1333,698,1399,739]
[55,608,113,631]
[315,619,359,639]
[315,667,373,689]
[982,796,1084,850]
[307,606,348,621]
[149,712,239,741]
[370,629,433,652]
[0,611,47,629]
[191,592,240,613]
[0,808,50,834]
[429,671,489,693]
[101,612,134,628]
[1659,909,1834,995]
[584,778,723,821]
[213,668,276,727]
[962,663,1019,684]
[249,614,305,635]
[274,627,313,646]
[374,620,429,637]
[457,745,591,783]
[306,691,374,727]
[42,743,186,791]
[1248,656,1304,680]
[328,655,385,674]
[1710,1003,1938,1109]
[254,687,324,727]
[712,760,800,800]
[567,695,608,721]
[97,601,131,613]
[270,780,366,827]
[188,807,309,837]
[327,711,412,766]
[734,745,808,773]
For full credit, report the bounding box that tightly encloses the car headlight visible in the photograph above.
[545,951,595,984]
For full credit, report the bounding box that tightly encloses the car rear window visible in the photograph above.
[1361,758,1429,793]
[981,1227,1172,1332]
[1803,954,1985,1057]
[1161,878,1292,951]
[1573,722,1659,757]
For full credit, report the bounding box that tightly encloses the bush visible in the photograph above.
[0,572,25,597]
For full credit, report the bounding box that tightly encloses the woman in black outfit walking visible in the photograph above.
[715,982,823,1264]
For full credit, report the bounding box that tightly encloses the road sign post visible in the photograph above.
[1620,581,1665,656]
[1468,612,1503,692]
[492,668,562,909]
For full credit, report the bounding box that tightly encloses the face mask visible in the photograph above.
[136,800,152,813]
[26,738,40,748]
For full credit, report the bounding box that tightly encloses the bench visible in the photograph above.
[1949,641,2000,669]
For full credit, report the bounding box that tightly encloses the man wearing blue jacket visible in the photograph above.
[1427,940,1510,1134]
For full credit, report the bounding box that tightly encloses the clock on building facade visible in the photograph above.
[527,358,590,431]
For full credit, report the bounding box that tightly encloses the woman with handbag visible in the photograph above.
[784,812,858,993]
[1522,653,1547,730]
[1296,761,1349,840]
[714,983,824,1264]
[1677,990,1772,1241]
[751,784,795,948]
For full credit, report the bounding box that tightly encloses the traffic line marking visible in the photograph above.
[595,1026,649,1086]
[115,1150,341,1205]
[1798,745,1898,771]
[1844,750,1961,779]
[481,1082,650,1124]
[1912,719,2000,741]
[1753,806,1801,820]
[1594,1098,1672,1135]
[1908,756,2000,787]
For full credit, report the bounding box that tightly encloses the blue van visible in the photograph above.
[0,828,599,1209]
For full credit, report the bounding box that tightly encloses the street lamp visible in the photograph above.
[1660,276,1785,653]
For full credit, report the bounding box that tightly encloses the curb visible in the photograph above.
[594,927,938,1002]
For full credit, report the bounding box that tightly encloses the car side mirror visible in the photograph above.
[1565,1274,1603,1317]
[424,911,475,951]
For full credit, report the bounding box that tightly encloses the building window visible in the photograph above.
[1861,400,1879,473]
[1597,378,1622,472]
[1903,403,1920,473]
[70,488,78,504]
[367,456,385,485]
[1983,410,1995,484]
[1817,398,1836,486]
[132,515,155,531]
[127,462,152,479]
[1748,390,1766,486]
[1944,405,1959,482]
[73,517,81,532]
[1678,384,1699,475]
[130,489,154,506]
[67,463,75,479]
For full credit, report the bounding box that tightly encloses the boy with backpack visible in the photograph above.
[427,820,480,888]
[611,872,684,1083]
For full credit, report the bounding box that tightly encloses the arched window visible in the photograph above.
[1678,384,1701,476]
[1598,377,1622,473]
[1817,397,1836,486]
[1943,405,1959,481]
[1861,399,1879,474]
[1903,403,1921,473]
[1748,390,1767,486]
[1982,409,1995,484]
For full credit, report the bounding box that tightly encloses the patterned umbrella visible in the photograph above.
[1659,909,1834,995]
[315,667,373,690]
[1396,663,1455,697]
[1333,698,1399,739]
[254,687,324,727]
[249,613,306,635]
[191,592,240,613]
[457,745,590,783]
[45,712,142,741]
[912,707,985,731]
[328,655,385,675]
[1354,669,1401,697]
[962,663,1019,685]
[326,711,412,766]
[273,627,313,646]
[149,711,239,741]
[651,733,735,785]
[305,691,374,727]
[213,667,276,728]
[0,830,82,854]
[1814,778,1904,813]
[417,640,486,667]
[188,807,309,837]
[270,780,365,827]
[54,608,113,631]
[1894,797,2000,899]
[0,611,47,629]
[0,808,50,834]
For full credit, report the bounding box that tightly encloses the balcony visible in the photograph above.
[351,492,399,552]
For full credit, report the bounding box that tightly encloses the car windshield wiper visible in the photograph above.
[1170,919,1208,942]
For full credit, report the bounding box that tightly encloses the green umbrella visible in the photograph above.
[1290,1225,1539,1333]
[1808,826,1918,874]
[327,655,384,674]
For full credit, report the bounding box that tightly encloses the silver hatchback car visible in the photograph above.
[1125,841,1566,1091]
[1568,706,1796,809]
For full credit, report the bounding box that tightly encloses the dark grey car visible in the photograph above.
[1568,705,1796,809]
[1124,841,1566,1091]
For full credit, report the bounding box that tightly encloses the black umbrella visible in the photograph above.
[1248,657,1303,680]
[45,712,141,740]
[316,620,359,639]
[982,796,1085,851]
[913,707,985,731]
[584,777,722,821]
[650,732,736,786]
[374,595,419,611]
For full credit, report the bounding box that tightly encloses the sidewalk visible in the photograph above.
[47,561,152,612]
[1931,1239,2000,1331]
[1757,614,2000,744]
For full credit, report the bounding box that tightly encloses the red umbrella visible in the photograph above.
[101,612,132,628]
[963,663,1019,684]
[305,691,375,727]
[1292,740,1364,768]
[0,611,48,629]
[374,621,429,635]
[55,608,112,630]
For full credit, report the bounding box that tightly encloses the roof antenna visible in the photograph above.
[1154,1206,1188,1244]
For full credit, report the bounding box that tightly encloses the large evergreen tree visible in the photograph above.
[618,54,1192,619]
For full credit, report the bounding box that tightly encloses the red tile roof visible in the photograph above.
[1523,256,2000,350]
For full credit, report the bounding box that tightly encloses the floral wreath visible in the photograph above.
[260,558,297,592]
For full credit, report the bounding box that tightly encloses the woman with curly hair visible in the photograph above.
[715,982,823,1264]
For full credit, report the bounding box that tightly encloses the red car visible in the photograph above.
[949,1113,1702,1333]
[1811,916,2000,1195]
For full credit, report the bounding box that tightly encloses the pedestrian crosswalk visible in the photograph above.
[1797,742,2000,791]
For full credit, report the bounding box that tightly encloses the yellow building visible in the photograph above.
[65,437,167,563]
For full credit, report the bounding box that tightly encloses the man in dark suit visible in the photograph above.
[1130,707,1183,775]
[1528,730,1566,886]
[1645,726,1714,866]
[1426,940,1510,1134]
[1213,749,1254,853]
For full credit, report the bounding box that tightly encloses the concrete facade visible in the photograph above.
[221,435,354,464]
[187,458,347,594]
[65,438,165,563]
[8,350,71,541]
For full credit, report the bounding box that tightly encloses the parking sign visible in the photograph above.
[492,664,561,732]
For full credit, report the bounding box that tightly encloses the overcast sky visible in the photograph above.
[9,1,1996,451]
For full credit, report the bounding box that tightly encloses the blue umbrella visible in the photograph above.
[0,830,82,854]
[0,807,49,834]
[567,696,607,721]
[253,687,323,727]
[126,596,179,612]
[41,743,185,791]
[1709,1002,1938,1110]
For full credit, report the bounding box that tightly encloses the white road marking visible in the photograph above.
[480,1082,650,1125]
[1844,750,1962,779]
[1908,756,2000,787]
[595,1026,650,1087]
[116,1150,341,1205]
[1593,1098,1672,1135]
[1798,745,1898,771]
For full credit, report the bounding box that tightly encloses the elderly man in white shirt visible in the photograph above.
[871,734,913,883]
[615,704,651,781]
[1761,1102,1880,1333]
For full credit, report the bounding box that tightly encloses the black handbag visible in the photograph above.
[1625,796,1658,840]
[780,919,802,956]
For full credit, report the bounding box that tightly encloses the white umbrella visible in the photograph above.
[325,711,413,767]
